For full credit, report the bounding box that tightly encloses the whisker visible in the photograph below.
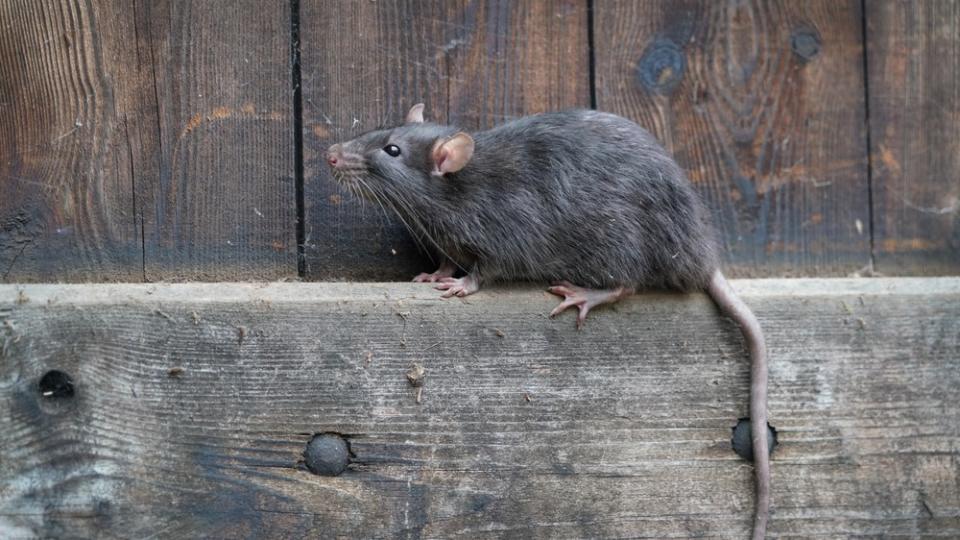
[356,178,394,228]
[379,182,465,273]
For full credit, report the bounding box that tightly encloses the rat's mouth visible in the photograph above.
[329,167,380,205]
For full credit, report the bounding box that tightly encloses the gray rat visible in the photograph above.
[326,104,772,539]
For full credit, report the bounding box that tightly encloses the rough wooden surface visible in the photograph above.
[138,0,296,280]
[2,279,958,538]
[593,1,872,277]
[867,1,960,275]
[300,0,590,281]
[0,0,143,281]
[4,1,960,283]
[0,0,297,283]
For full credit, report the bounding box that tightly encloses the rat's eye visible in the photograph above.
[383,144,401,157]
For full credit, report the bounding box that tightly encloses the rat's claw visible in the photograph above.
[549,298,578,318]
[413,272,440,282]
[413,264,456,283]
[547,282,634,329]
[434,276,479,298]
[547,284,576,297]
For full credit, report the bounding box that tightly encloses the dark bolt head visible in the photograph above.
[731,418,778,462]
[303,433,350,476]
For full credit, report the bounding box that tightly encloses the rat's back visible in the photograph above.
[457,109,719,292]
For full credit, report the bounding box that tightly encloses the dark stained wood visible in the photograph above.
[139,0,296,280]
[867,1,960,275]
[0,0,296,283]
[593,1,872,277]
[2,279,959,538]
[300,0,590,281]
[0,0,144,281]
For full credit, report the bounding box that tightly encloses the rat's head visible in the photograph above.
[325,104,474,205]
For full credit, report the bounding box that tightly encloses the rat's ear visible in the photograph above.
[405,103,425,124]
[431,132,474,175]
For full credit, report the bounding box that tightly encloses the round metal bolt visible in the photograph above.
[731,418,778,462]
[303,433,350,476]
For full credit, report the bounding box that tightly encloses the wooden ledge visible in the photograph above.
[2,279,959,538]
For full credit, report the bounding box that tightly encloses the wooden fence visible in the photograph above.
[2,1,958,283]
[2,3,960,537]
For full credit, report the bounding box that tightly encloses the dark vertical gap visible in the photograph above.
[290,0,306,277]
[586,0,597,109]
[860,0,877,271]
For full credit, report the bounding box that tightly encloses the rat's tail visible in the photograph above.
[706,269,769,540]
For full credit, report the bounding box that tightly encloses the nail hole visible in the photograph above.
[303,433,350,476]
[731,417,777,461]
[38,370,75,399]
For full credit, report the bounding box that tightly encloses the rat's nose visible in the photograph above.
[326,144,342,167]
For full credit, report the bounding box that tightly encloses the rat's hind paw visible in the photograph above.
[547,281,634,329]
[435,276,479,298]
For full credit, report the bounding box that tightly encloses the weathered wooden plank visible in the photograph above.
[866,0,960,275]
[593,1,872,277]
[2,279,958,538]
[139,0,297,280]
[0,0,297,283]
[300,0,590,280]
[0,0,145,281]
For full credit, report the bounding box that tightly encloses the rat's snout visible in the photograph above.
[326,144,343,167]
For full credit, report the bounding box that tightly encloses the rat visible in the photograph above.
[326,103,772,539]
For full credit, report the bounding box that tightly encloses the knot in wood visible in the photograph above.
[304,433,350,476]
[636,38,686,95]
[790,28,821,62]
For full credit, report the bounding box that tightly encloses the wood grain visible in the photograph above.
[2,279,959,538]
[139,0,296,280]
[593,0,872,277]
[867,0,960,275]
[300,0,590,281]
[0,0,297,283]
[0,0,144,281]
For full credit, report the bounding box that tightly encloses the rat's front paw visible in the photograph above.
[413,263,456,283]
[413,272,443,283]
[434,276,479,298]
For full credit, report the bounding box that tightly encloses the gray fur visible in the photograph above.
[329,110,720,291]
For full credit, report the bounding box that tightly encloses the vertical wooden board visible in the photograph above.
[140,0,296,280]
[300,0,590,280]
[867,1,960,275]
[300,0,452,281]
[0,0,149,282]
[444,0,590,130]
[593,1,871,277]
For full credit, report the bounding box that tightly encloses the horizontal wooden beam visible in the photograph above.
[2,279,958,537]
